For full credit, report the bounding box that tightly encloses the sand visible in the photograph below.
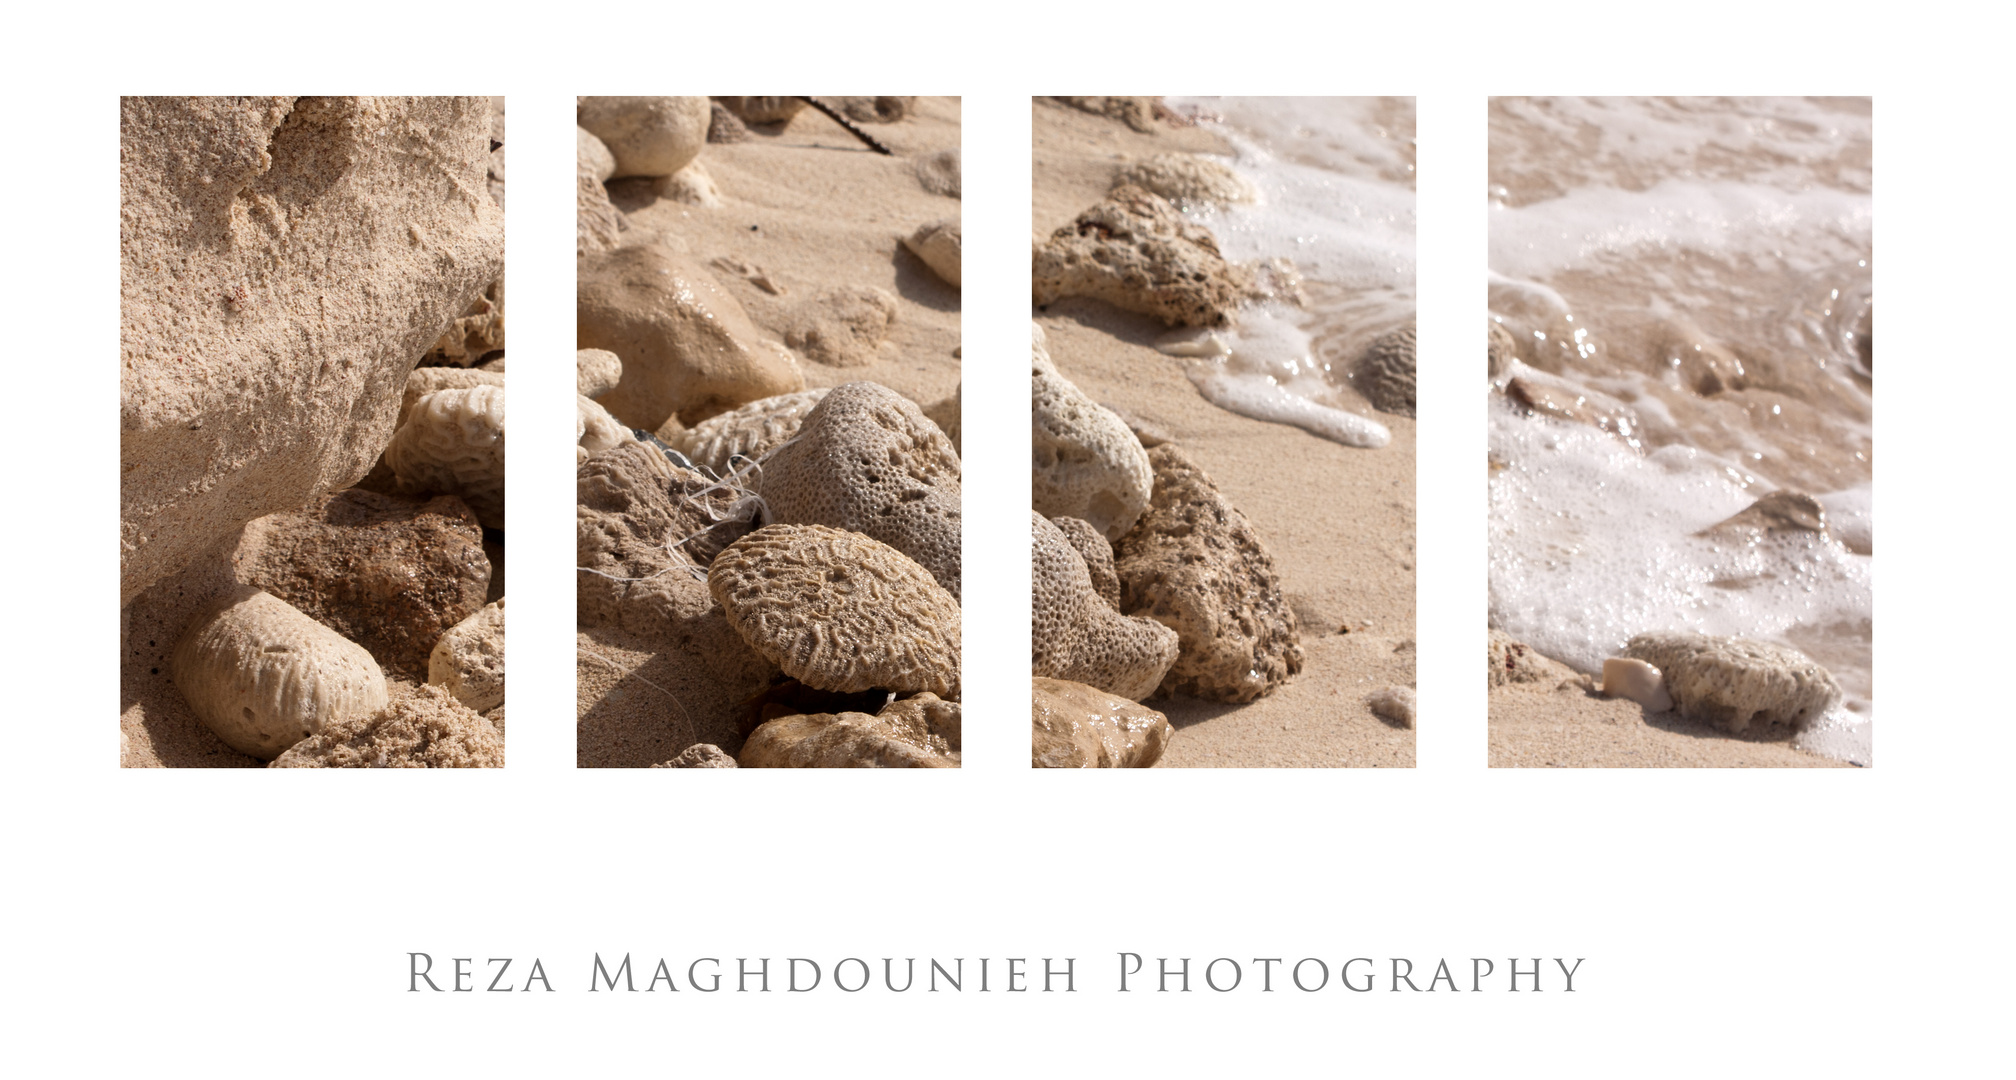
[1033,100,1415,768]
[577,97,962,767]
[1490,685,1854,768]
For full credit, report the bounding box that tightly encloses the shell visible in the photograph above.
[170,586,390,760]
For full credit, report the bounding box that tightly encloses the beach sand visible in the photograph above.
[577,97,962,768]
[1033,100,1415,768]
[1489,685,1853,768]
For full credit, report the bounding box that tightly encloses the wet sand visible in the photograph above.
[1034,100,1415,768]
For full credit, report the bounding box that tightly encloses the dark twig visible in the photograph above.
[796,96,894,156]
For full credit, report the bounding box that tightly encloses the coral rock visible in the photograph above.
[577,348,622,399]
[834,96,918,124]
[653,744,738,768]
[1033,185,1254,327]
[1487,629,1580,690]
[740,694,960,768]
[707,103,750,144]
[709,525,961,699]
[577,243,805,430]
[1032,323,1153,540]
[269,683,504,768]
[236,489,490,681]
[1031,677,1172,768]
[914,149,961,198]
[1622,632,1841,735]
[1032,512,1179,701]
[1050,516,1120,610]
[657,161,722,207]
[424,275,505,367]
[577,126,616,182]
[171,586,390,761]
[902,218,962,288]
[783,285,899,368]
[120,96,504,606]
[759,382,962,598]
[671,388,829,478]
[384,384,506,530]
[1115,445,1303,702]
[577,166,626,257]
[576,441,761,636]
[576,96,710,179]
[399,366,504,428]
[577,394,630,465]
[712,96,806,126]
[1113,153,1256,207]
[1367,686,1417,729]
[1051,96,1159,133]
[429,598,505,712]
[1356,325,1416,417]
[923,385,961,456]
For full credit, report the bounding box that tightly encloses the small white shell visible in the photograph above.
[1601,657,1673,713]
[170,587,390,760]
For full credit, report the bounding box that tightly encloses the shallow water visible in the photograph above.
[1158,97,1416,445]
[1486,97,1872,763]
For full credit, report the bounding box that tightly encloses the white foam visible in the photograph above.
[1159,307,1390,449]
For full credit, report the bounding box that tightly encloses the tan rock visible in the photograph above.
[1115,445,1303,702]
[1032,323,1153,541]
[707,103,750,144]
[657,161,722,207]
[429,598,505,712]
[834,96,918,123]
[120,96,504,606]
[1051,96,1159,133]
[384,384,506,530]
[758,383,962,598]
[1367,686,1418,729]
[399,366,505,429]
[923,385,961,456]
[1356,325,1416,417]
[577,126,616,182]
[270,683,504,768]
[1487,629,1581,690]
[739,694,960,768]
[1622,632,1841,735]
[578,243,805,430]
[783,285,899,367]
[577,395,630,465]
[713,96,806,126]
[914,149,960,198]
[1031,677,1172,768]
[578,167,626,257]
[1113,153,1256,207]
[1033,185,1253,327]
[236,489,490,681]
[1050,516,1120,610]
[1032,512,1179,701]
[577,348,622,399]
[671,389,829,477]
[710,524,961,699]
[171,586,390,761]
[577,96,710,179]
[424,275,505,367]
[653,744,738,768]
[902,219,961,288]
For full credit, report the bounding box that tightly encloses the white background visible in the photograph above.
[6,3,2008,1075]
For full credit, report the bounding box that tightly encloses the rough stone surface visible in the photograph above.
[577,126,616,182]
[1487,629,1581,689]
[1051,96,1159,133]
[709,525,961,699]
[1031,677,1172,768]
[121,96,505,606]
[1356,325,1416,417]
[759,382,962,599]
[269,683,505,768]
[671,389,829,477]
[834,96,917,124]
[1033,185,1253,327]
[423,275,505,367]
[578,166,626,257]
[713,97,805,126]
[1032,512,1179,701]
[576,96,710,178]
[914,149,961,198]
[739,694,960,768]
[1367,686,1418,729]
[1622,632,1842,735]
[236,489,490,681]
[428,597,505,712]
[578,394,630,465]
[902,219,961,288]
[1115,445,1303,702]
[577,441,763,637]
[578,243,806,430]
[384,384,506,530]
[170,585,390,761]
[782,285,899,367]
[1033,324,1153,541]
[653,744,738,768]
[707,103,750,144]
[1051,516,1120,610]
[577,348,622,399]
[923,385,961,456]
[657,161,722,207]
[1113,153,1256,207]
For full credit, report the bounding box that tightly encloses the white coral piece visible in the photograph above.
[386,384,505,529]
